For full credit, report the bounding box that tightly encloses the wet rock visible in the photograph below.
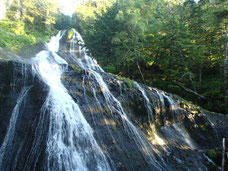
[0,60,49,170]
[0,30,228,170]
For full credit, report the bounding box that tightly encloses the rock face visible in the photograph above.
[0,29,227,171]
[0,60,49,170]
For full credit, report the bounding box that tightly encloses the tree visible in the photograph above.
[201,0,228,112]
[54,13,72,30]
[6,0,60,32]
[72,0,228,113]
[72,0,115,33]
[0,0,61,50]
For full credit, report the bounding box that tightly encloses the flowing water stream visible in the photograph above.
[0,87,32,168]
[0,29,218,171]
[32,31,111,171]
[68,29,169,170]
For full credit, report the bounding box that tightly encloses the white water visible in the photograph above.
[0,29,215,170]
[202,114,221,147]
[32,31,110,171]
[160,93,197,149]
[153,88,197,149]
[134,82,198,151]
[134,82,155,124]
[0,86,32,168]
[172,124,196,149]
[70,30,104,72]
[69,29,166,170]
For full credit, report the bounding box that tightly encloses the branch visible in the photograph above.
[137,60,146,84]
[174,81,207,100]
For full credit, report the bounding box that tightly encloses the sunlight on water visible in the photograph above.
[134,82,155,123]
[32,31,111,171]
[173,124,197,149]
[154,133,166,146]
[68,29,166,170]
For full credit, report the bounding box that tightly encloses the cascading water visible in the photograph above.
[0,28,225,171]
[68,29,169,170]
[134,82,155,125]
[158,91,197,149]
[32,31,111,171]
[0,87,32,169]
[133,82,207,170]
[133,83,168,145]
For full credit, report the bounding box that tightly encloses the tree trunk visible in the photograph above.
[137,60,146,84]
[199,67,202,83]
[15,0,21,19]
[224,24,228,110]
[221,138,226,171]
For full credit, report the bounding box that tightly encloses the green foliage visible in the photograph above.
[5,0,59,30]
[54,14,72,30]
[73,0,228,114]
[72,0,115,34]
[0,0,60,51]
[207,149,217,159]
[125,78,134,89]
[103,65,116,73]
[74,0,115,20]
[116,75,134,88]
[0,20,35,50]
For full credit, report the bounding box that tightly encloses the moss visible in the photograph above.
[129,95,148,117]
[86,91,94,98]
[191,110,199,115]
[67,78,72,83]
[185,162,191,167]
[67,29,74,40]
[125,78,134,88]
[116,75,134,89]
[73,91,82,97]
[179,100,189,109]
[199,124,209,132]
[207,149,217,158]
[10,83,16,88]
[71,64,82,73]
[205,148,223,167]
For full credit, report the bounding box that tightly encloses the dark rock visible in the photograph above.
[0,30,228,170]
[0,60,49,170]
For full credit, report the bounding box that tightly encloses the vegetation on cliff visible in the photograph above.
[0,0,64,51]
[0,0,227,114]
[72,0,228,114]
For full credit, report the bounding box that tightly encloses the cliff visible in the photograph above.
[0,29,227,170]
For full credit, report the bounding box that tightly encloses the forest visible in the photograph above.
[0,0,227,114]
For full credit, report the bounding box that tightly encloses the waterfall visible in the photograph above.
[0,28,218,170]
[134,82,198,150]
[68,29,168,170]
[32,31,111,171]
[0,87,31,169]
[134,82,155,124]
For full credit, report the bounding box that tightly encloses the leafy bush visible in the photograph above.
[0,19,56,51]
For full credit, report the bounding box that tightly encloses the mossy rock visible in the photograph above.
[115,75,134,89]
[67,29,74,40]
[70,64,82,74]
[129,94,148,117]
[206,149,222,166]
